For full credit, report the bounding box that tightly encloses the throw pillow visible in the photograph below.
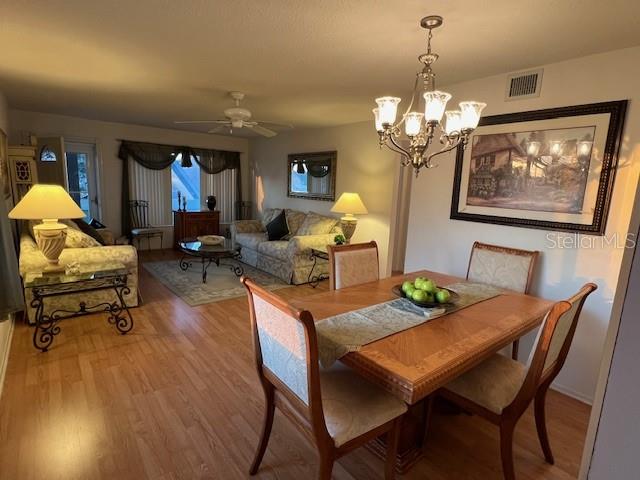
[65,227,102,248]
[265,209,289,241]
[261,208,282,228]
[296,212,339,236]
[72,218,107,245]
[284,209,307,239]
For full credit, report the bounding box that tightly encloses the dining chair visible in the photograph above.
[128,200,164,250]
[433,283,597,480]
[467,241,540,359]
[242,276,407,480]
[327,241,379,290]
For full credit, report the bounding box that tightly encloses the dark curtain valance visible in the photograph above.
[118,140,241,236]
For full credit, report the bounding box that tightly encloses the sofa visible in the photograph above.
[19,222,139,323]
[231,208,342,284]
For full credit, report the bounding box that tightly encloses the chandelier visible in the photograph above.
[373,15,487,176]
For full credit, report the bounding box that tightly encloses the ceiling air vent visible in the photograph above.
[505,68,543,101]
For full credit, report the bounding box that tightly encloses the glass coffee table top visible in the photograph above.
[179,238,240,255]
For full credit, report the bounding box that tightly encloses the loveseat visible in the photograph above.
[19,222,139,323]
[231,208,342,284]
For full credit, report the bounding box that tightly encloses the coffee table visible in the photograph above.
[178,238,244,283]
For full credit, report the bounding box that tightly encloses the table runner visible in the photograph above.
[316,282,503,367]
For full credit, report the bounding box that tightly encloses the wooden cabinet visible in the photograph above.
[173,211,220,248]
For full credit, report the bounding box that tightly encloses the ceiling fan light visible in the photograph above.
[459,101,487,129]
[375,97,402,125]
[231,119,243,128]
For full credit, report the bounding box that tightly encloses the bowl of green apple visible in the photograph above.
[392,276,459,308]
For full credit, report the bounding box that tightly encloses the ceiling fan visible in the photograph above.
[174,91,293,138]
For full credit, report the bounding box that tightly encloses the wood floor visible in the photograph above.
[0,250,591,480]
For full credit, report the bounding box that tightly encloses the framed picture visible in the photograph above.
[287,150,337,201]
[451,100,627,235]
[0,129,9,201]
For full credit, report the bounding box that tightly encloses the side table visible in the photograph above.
[24,263,135,352]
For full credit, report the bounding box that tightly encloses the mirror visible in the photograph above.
[287,151,337,201]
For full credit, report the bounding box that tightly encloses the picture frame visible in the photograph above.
[287,150,337,201]
[450,100,627,235]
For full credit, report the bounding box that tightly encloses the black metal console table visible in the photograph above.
[24,264,134,352]
[308,247,330,288]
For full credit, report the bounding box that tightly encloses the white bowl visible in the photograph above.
[197,235,225,246]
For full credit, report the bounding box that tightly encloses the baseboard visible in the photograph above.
[551,382,593,406]
[0,316,15,400]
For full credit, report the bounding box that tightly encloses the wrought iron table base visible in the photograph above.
[179,255,244,283]
[31,281,134,353]
[308,250,329,288]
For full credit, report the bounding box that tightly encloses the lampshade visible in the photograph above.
[459,101,487,129]
[423,90,451,122]
[8,184,85,220]
[375,96,401,125]
[404,112,424,136]
[444,110,462,135]
[330,192,368,215]
[372,108,383,132]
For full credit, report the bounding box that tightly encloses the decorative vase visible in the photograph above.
[206,195,217,211]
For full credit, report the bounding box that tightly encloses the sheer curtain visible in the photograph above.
[201,168,237,223]
[128,161,172,226]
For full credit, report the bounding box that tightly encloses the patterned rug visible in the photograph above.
[143,259,291,306]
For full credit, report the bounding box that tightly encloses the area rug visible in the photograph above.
[143,259,292,306]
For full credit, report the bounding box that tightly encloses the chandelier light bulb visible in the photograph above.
[459,101,487,129]
[527,141,541,157]
[372,108,383,132]
[375,97,401,125]
[577,140,593,157]
[444,110,462,135]
[423,90,452,122]
[404,112,424,136]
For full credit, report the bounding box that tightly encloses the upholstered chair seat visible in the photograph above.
[320,364,407,447]
[444,354,527,415]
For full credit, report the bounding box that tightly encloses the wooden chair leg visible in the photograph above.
[249,383,275,475]
[385,417,402,480]
[499,420,516,480]
[318,454,335,480]
[512,339,520,360]
[534,386,555,464]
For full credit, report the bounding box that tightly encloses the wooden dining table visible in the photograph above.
[291,270,554,472]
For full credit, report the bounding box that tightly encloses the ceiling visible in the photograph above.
[1,0,639,136]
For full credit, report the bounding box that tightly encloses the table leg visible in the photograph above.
[108,284,134,334]
[31,292,61,352]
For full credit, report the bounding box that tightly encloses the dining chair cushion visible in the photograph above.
[467,248,533,293]
[444,354,527,415]
[333,247,379,290]
[320,364,407,447]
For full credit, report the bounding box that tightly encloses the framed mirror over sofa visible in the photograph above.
[287,150,336,201]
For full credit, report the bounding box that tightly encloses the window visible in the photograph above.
[65,142,99,219]
[171,154,200,211]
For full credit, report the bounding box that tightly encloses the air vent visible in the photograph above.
[505,68,543,101]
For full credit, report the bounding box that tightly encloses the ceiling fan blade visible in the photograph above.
[207,124,230,134]
[174,119,228,124]
[246,124,278,138]
[253,121,294,129]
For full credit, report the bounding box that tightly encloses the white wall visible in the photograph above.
[404,46,640,403]
[8,110,250,245]
[0,90,15,398]
[250,122,399,276]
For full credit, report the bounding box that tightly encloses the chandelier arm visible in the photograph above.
[426,137,463,166]
[387,134,412,158]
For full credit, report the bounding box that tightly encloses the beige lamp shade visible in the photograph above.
[330,192,368,215]
[8,184,85,220]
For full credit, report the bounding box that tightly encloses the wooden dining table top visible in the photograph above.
[291,270,554,404]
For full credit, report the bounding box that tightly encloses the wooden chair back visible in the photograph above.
[129,200,151,229]
[327,241,379,290]
[466,241,540,293]
[242,277,331,443]
[511,283,597,411]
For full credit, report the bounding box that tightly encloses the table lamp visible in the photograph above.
[330,192,368,243]
[9,184,85,272]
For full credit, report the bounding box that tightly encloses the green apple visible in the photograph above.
[404,285,416,298]
[411,289,429,303]
[414,277,426,290]
[422,279,437,294]
[401,281,414,294]
[424,292,435,304]
[436,289,451,304]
